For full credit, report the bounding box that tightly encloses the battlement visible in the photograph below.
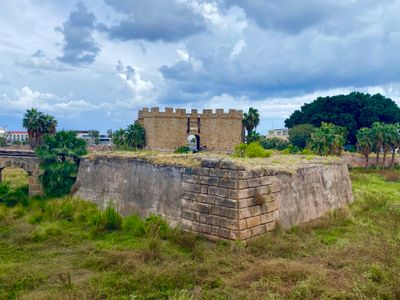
[138,107,243,119]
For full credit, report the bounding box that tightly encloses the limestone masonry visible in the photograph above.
[137,107,244,152]
[75,155,354,241]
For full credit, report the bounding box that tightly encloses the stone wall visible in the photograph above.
[74,155,354,241]
[0,153,43,196]
[137,107,243,152]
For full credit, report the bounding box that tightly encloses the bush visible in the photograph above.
[144,214,169,239]
[123,214,145,236]
[260,137,289,150]
[0,182,29,207]
[234,142,272,158]
[143,238,162,261]
[174,146,191,154]
[90,205,122,232]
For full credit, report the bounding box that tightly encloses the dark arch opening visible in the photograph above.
[187,134,200,152]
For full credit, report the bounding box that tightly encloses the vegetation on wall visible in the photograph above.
[112,123,145,149]
[22,108,57,148]
[36,130,87,197]
[285,92,400,144]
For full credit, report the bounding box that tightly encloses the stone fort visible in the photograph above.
[137,107,243,152]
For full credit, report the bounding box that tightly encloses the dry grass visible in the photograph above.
[1,168,400,299]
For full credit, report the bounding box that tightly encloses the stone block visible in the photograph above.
[214,196,237,208]
[198,176,219,186]
[235,188,256,199]
[263,194,276,203]
[210,205,237,219]
[265,221,276,231]
[238,207,252,219]
[237,171,253,179]
[219,159,241,170]
[256,185,270,195]
[208,186,228,198]
[182,209,199,222]
[246,216,262,228]
[201,158,221,168]
[237,180,248,189]
[260,176,274,186]
[251,224,266,236]
[229,230,239,240]
[199,214,220,226]
[209,168,237,179]
[219,218,238,230]
[250,205,262,216]
[260,212,274,224]
[182,191,199,201]
[238,220,247,230]
[211,226,230,239]
[246,178,261,188]
[192,167,210,176]
[265,201,278,212]
[268,184,281,193]
[182,174,199,183]
[219,178,236,189]
[238,229,252,240]
[192,222,212,234]
[198,194,214,204]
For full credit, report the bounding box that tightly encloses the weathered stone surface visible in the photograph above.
[0,153,43,196]
[75,156,354,241]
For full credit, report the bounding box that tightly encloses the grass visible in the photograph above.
[1,168,400,299]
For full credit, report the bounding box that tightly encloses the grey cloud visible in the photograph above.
[15,50,70,72]
[56,2,100,65]
[224,0,395,35]
[102,0,207,42]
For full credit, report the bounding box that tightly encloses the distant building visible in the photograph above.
[267,128,289,140]
[7,131,29,143]
[0,127,6,138]
[73,130,111,146]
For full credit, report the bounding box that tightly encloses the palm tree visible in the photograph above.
[112,129,127,148]
[388,124,400,168]
[126,123,145,148]
[23,109,57,148]
[356,127,374,168]
[243,108,260,143]
[371,122,385,167]
[23,108,44,148]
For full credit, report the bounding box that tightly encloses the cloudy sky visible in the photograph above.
[1,0,400,133]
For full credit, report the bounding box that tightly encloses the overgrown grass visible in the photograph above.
[1,168,400,299]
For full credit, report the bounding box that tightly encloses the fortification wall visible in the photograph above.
[74,156,353,241]
[137,107,243,152]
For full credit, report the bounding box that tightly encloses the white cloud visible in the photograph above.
[15,50,71,72]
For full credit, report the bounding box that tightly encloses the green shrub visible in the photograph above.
[90,205,122,232]
[32,222,63,242]
[260,137,290,150]
[144,214,169,239]
[123,214,145,236]
[288,124,316,149]
[246,142,272,158]
[233,142,272,158]
[143,238,162,261]
[281,145,300,154]
[174,146,191,154]
[0,182,29,207]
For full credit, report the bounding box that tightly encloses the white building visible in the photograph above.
[267,128,289,140]
[0,127,6,138]
[7,131,29,143]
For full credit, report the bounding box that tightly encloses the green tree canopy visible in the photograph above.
[285,92,400,144]
[22,108,57,148]
[288,124,316,149]
[36,131,87,197]
[243,108,260,143]
[308,122,347,156]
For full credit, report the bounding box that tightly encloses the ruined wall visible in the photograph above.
[75,156,354,241]
[137,107,243,152]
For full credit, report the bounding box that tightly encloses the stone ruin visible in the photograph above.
[137,107,244,152]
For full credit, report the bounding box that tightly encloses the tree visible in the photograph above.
[288,124,316,149]
[308,123,347,156]
[356,128,374,168]
[371,122,385,166]
[243,108,260,143]
[388,124,400,168]
[260,137,289,150]
[285,92,400,144]
[126,123,145,148]
[22,108,57,148]
[112,129,127,148]
[88,129,100,145]
[36,131,87,197]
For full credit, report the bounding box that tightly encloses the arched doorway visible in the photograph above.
[187,134,200,152]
